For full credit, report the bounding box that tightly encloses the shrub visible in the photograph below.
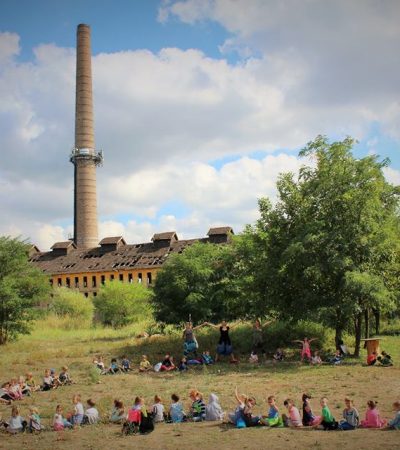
[94,282,153,328]
[49,287,94,329]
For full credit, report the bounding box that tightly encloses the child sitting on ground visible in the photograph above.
[311,351,322,365]
[316,397,338,430]
[58,366,73,385]
[53,404,72,430]
[25,372,40,392]
[273,348,284,362]
[9,378,23,399]
[121,355,132,372]
[249,351,259,363]
[339,397,359,430]
[367,351,377,366]
[377,351,393,367]
[178,357,188,372]
[205,393,224,421]
[108,358,120,374]
[110,399,125,423]
[302,394,320,426]
[189,390,206,422]
[41,369,54,391]
[68,394,84,426]
[4,405,27,433]
[169,394,185,423]
[329,350,342,365]
[283,398,302,427]
[152,395,165,423]
[360,400,386,428]
[388,401,400,429]
[160,354,176,372]
[201,350,214,365]
[28,406,43,432]
[139,355,152,372]
[93,356,106,372]
[18,376,31,396]
[83,398,99,425]
[261,395,283,427]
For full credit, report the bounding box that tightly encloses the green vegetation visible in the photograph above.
[94,281,153,327]
[153,136,400,356]
[0,236,50,344]
[49,287,94,329]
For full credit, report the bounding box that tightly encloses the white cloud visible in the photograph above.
[1,8,399,252]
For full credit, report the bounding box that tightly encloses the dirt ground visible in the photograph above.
[0,331,399,450]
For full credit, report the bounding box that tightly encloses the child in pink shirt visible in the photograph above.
[360,400,386,428]
[283,399,302,427]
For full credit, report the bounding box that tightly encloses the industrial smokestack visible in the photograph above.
[70,24,102,249]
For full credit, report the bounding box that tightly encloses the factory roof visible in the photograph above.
[29,227,233,275]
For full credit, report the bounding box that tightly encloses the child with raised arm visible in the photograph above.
[338,397,359,430]
[292,337,318,362]
[360,400,386,428]
[388,401,400,429]
[204,320,239,363]
[228,386,247,425]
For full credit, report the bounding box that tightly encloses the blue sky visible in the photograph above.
[0,0,399,249]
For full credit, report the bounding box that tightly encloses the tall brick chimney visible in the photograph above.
[70,24,102,249]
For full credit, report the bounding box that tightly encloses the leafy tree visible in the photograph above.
[0,236,51,344]
[50,287,94,327]
[247,136,400,355]
[94,281,153,327]
[152,241,249,324]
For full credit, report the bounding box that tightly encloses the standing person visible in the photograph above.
[292,337,318,363]
[182,322,206,357]
[205,320,239,362]
[251,319,273,359]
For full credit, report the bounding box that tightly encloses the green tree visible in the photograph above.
[94,281,153,327]
[152,241,248,324]
[248,136,400,355]
[50,287,94,328]
[0,236,51,344]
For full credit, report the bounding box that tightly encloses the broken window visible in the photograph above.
[110,274,114,281]
[83,276,88,287]
[75,277,79,288]
[138,273,142,283]
[128,273,133,283]
[147,272,152,285]
[101,275,105,285]
[119,273,124,281]
[57,278,62,287]
[92,275,97,288]
[66,277,70,288]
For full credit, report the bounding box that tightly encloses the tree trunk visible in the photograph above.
[372,308,380,335]
[364,309,370,339]
[335,324,343,350]
[353,313,363,357]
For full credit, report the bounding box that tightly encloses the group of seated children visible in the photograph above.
[1,389,399,435]
[367,351,393,367]
[228,387,400,431]
[0,367,73,405]
[93,355,133,374]
[94,352,215,375]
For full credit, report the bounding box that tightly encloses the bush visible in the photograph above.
[49,287,94,329]
[94,282,153,328]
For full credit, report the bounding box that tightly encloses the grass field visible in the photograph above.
[0,320,399,450]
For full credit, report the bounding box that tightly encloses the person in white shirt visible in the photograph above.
[152,395,165,422]
[83,398,99,424]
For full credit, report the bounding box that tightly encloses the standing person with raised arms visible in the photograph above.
[204,320,240,362]
[182,321,207,358]
[251,318,274,360]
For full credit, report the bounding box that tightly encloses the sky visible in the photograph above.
[1,0,399,250]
